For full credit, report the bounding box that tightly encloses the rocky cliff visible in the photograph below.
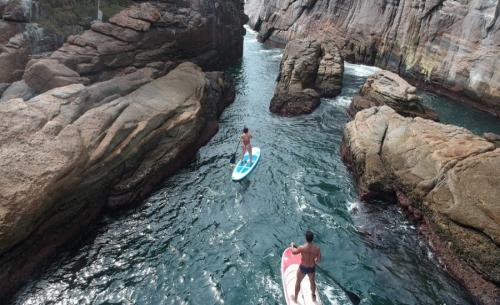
[246,0,500,117]
[270,38,343,115]
[0,0,245,301]
[342,106,500,305]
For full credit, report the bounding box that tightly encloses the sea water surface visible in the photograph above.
[14,27,500,305]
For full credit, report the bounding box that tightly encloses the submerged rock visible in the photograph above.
[270,38,343,116]
[342,106,500,305]
[246,0,500,116]
[348,70,439,121]
[0,62,234,300]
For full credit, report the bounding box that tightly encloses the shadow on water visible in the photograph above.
[13,27,484,305]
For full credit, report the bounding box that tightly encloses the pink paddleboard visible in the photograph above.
[281,247,322,305]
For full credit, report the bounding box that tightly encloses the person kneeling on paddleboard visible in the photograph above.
[290,230,321,303]
[241,127,253,164]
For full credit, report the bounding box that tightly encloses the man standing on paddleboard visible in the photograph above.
[241,127,253,164]
[290,230,321,303]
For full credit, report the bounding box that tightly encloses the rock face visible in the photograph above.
[0,0,246,301]
[342,106,500,305]
[0,62,234,300]
[270,38,343,116]
[246,0,500,116]
[22,0,246,94]
[348,70,439,121]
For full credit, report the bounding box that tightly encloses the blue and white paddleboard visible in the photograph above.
[232,147,260,181]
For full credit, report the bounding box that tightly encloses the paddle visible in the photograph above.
[229,138,241,164]
[316,265,361,305]
[291,244,361,305]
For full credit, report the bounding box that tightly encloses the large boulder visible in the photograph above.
[246,0,500,116]
[1,0,32,22]
[0,62,234,300]
[0,83,9,96]
[270,38,343,116]
[0,80,35,102]
[23,59,90,93]
[0,31,29,83]
[348,70,439,121]
[342,106,500,305]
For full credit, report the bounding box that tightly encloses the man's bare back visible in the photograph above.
[241,127,252,164]
[295,243,320,268]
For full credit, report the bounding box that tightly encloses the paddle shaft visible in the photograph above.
[230,138,241,163]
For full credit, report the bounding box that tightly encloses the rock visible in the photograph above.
[26,0,246,92]
[315,41,343,97]
[0,62,234,300]
[23,59,90,93]
[483,132,500,148]
[90,21,143,43]
[270,38,343,116]
[348,70,439,121]
[342,106,500,305]
[0,80,35,102]
[246,0,500,116]
[2,0,31,22]
[0,32,29,83]
[0,83,9,96]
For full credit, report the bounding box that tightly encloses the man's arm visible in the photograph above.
[315,248,321,264]
[290,242,301,255]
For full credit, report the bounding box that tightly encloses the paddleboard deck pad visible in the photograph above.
[232,147,260,181]
[281,247,322,305]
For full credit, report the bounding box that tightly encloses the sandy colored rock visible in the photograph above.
[0,62,234,299]
[25,0,246,92]
[348,70,439,121]
[23,59,90,93]
[246,0,500,116]
[342,106,500,304]
[270,38,343,116]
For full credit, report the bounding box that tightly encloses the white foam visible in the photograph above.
[347,201,361,213]
[320,283,342,305]
[204,271,224,304]
[326,96,352,107]
[344,62,381,78]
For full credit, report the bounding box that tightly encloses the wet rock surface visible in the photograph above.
[342,106,500,305]
[348,70,439,121]
[246,0,500,117]
[270,38,343,116]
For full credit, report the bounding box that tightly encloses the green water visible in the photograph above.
[419,90,500,135]
[13,28,489,305]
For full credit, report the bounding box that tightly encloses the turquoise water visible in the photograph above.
[13,28,481,305]
[420,91,500,135]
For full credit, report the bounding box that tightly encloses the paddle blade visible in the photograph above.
[346,291,361,305]
[230,154,236,164]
